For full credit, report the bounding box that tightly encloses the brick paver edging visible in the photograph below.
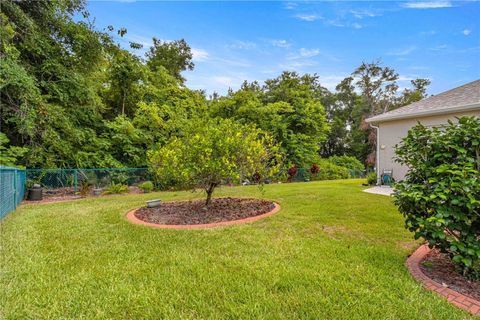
[126,202,280,230]
[406,244,480,316]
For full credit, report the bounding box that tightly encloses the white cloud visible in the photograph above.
[398,75,415,81]
[226,40,256,50]
[191,48,209,61]
[270,39,291,48]
[429,44,447,51]
[352,23,363,29]
[350,9,381,19]
[287,48,340,62]
[325,20,346,27]
[319,75,348,91]
[280,60,318,69]
[387,46,416,56]
[299,48,320,58]
[295,14,321,21]
[401,1,452,9]
[463,29,472,36]
[284,2,298,10]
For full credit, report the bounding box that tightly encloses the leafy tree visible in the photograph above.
[0,133,28,166]
[398,78,431,106]
[0,0,207,169]
[394,117,480,278]
[149,118,280,206]
[0,0,435,176]
[211,73,329,167]
[146,38,194,82]
[330,62,431,166]
[352,60,399,115]
[0,0,110,167]
[104,49,144,116]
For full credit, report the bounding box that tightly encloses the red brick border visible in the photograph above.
[126,201,280,230]
[406,244,480,316]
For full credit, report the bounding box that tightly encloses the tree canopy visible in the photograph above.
[1,1,431,171]
[149,118,280,205]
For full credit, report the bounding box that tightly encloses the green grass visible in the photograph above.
[0,180,473,319]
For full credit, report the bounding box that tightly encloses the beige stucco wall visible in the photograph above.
[377,110,480,182]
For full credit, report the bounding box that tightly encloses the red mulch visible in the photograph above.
[134,197,275,225]
[420,249,480,301]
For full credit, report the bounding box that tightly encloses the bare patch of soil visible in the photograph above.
[23,186,142,205]
[420,249,480,301]
[24,194,82,205]
[134,197,275,225]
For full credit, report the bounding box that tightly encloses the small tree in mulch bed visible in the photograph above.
[148,118,281,207]
[394,117,480,279]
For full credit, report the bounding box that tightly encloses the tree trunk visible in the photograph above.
[205,182,216,207]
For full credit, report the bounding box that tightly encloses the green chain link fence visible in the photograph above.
[0,166,26,219]
[291,168,366,182]
[26,168,150,195]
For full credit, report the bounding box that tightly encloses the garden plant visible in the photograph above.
[395,117,480,278]
[149,118,281,206]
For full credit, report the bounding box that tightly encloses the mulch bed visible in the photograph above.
[134,197,275,225]
[420,249,480,301]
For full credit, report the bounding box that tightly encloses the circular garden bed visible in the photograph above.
[127,197,279,229]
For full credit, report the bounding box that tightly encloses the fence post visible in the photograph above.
[13,168,17,209]
[73,169,78,193]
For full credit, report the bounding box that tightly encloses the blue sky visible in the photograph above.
[86,1,480,95]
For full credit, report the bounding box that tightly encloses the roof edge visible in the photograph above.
[365,102,480,123]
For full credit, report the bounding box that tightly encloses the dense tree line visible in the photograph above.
[0,0,430,170]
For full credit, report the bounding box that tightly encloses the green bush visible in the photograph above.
[367,172,377,185]
[394,117,480,278]
[103,183,129,195]
[139,181,154,193]
[328,155,364,171]
[310,160,350,181]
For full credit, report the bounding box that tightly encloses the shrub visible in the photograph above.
[287,165,298,182]
[139,181,154,193]
[103,183,129,195]
[310,163,320,175]
[394,117,480,278]
[310,160,350,181]
[149,118,280,206]
[328,155,364,171]
[367,172,377,185]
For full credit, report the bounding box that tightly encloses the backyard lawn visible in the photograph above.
[0,180,474,319]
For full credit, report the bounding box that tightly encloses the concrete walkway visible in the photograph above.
[363,186,394,196]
